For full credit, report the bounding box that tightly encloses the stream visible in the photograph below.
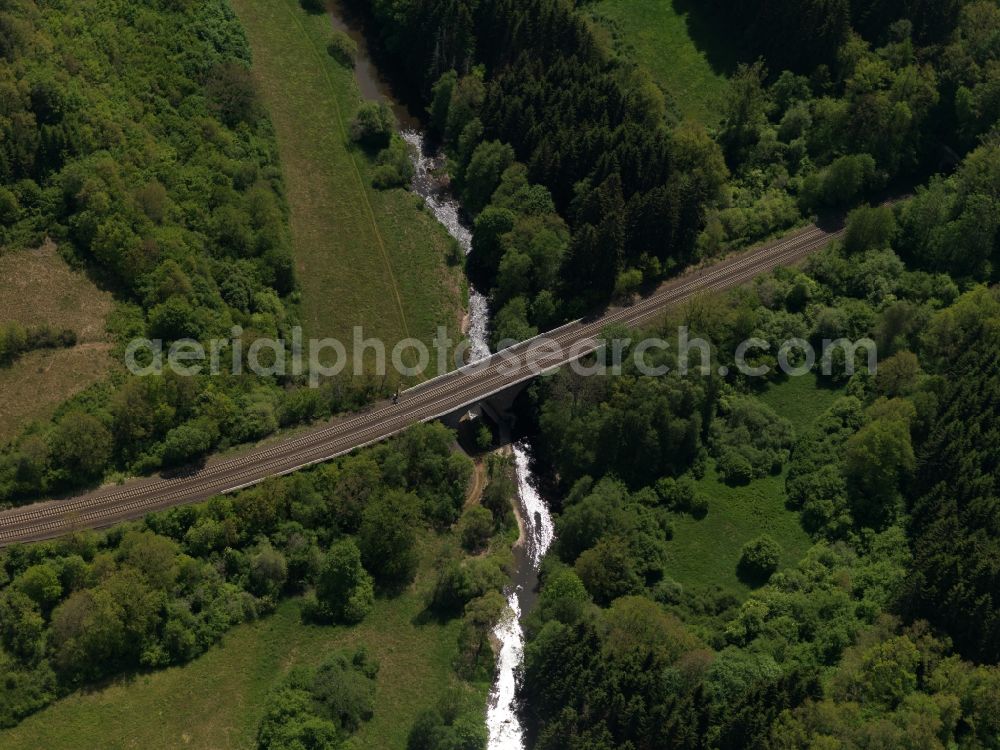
[401,129,555,750]
[398,130,492,364]
[325,4,556,746]
[486,442,555,748]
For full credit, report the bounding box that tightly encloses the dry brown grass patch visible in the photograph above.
[0,242,117,443]
[0,242,114,342]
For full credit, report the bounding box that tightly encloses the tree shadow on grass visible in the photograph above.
[671,0,743,76]
[411,603,453,627]
[736,561,775,588]
[300,0,327,15]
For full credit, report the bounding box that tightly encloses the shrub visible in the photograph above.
[689,495,709,520]
[48,412,112,481]
[738,535,781,582]
[652,576,684,605]
[481,471,515,526]
[313,539,374,624]
[0,187,19,225]
[459,506,493,553]
[655,476,696,511]
[717,450,754,485]
[475,423,493,451]
[460,140,515,214]
[430,557,505,614]
[350,102,395,151]
[371,139,414,189]
[161,422,216,467]
[327,31,357,68]
[800,153,879,211]
[844,204,898,254]
[204,62,262,127]
[613,268,643,301]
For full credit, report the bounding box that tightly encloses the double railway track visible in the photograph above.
[0,221,843,546]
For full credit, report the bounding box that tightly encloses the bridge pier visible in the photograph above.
[439,380,529,450]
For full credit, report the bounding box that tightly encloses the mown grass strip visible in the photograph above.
[279,0,410,340]
[231,0,463,358]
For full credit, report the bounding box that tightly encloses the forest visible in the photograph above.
[0,0,418,505]
[515,138,1000,748]
[346,0,1000,353]
[0,0,998,746]
[0,420,515,747]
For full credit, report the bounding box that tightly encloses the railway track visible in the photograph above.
[0,221,843,546]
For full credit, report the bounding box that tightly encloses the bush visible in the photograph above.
[717,450,754,485]
[475,423,493,451]
[655,476,696,511]
[459,506,493,553]
[0,187,19,225]
[711,397,794,483]
[844,204,898,254]
[327,31,357,68]
[800,153,879,211]
[652,576,684,605]
[0,323,77,365]
[48,412,113,481]
[256,649,377,748]
[481,472,515,526]
[359,491,420,586]
[613,268,643,301]
[430,557,505,614]
[161,423,215,467]
[460,140,515,215]
[350,102,395,151]
[313,539,374,624]
[689,495,709,520]
[371,139,414,189]
[738,535,781,582]
[205,62,262,127]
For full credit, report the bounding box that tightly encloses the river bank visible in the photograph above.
[322,5,555,747]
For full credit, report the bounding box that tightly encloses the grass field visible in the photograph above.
[0,243,114,342]
[0,243,115,444]
[587,0,736,124]
[231,0,464,363]
[0,532,486,750]
[666,373,843,596]
[0,347,114,445]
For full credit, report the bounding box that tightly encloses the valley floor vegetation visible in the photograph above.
[0,421,516,749]
[229,0,466,348]
[2,0,999,747]
[514,139,1000,748]
[0,0,461,505]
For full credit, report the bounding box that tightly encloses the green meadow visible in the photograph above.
[232,0,464,361]
[587,0,736,124]
[666,373,843,596]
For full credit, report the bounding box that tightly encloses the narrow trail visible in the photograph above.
[465,459,487,508]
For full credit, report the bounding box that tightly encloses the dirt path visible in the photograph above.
[464,459,487,508]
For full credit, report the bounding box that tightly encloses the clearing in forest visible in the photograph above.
[0,244,115,444]
[667,373,843,596]
[587,0,736,124]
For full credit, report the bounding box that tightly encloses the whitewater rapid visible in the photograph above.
[486,443,556,749]
[401,131,555,750]
[400,130,491,363]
